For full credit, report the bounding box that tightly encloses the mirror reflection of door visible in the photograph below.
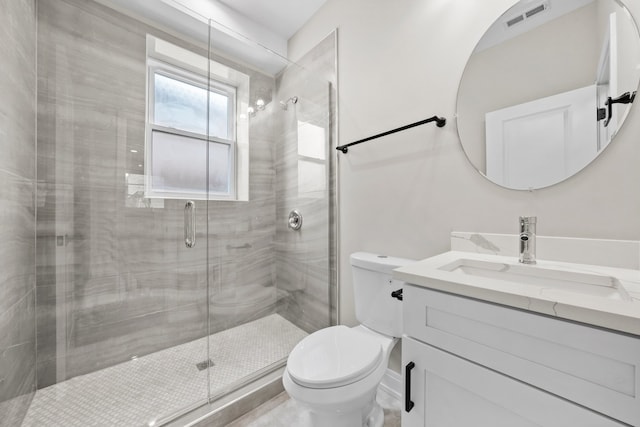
[597,11,618,148]
[486,85,597,190]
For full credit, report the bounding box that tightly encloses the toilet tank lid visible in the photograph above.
[350,252,415,274]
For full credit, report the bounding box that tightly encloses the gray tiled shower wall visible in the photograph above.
[275,34,337,333]
[34,0,334,390]
[0,0,38,425]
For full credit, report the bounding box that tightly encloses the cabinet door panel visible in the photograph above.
[402,337,625,427]
[403,336,426,426]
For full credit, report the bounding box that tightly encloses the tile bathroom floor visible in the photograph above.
[227,387,402,427]
[22,314,307,427]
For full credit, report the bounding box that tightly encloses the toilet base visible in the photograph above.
[366,403,384,427]
[305,395,383,427]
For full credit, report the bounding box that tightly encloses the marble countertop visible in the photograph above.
[394,251,640,336]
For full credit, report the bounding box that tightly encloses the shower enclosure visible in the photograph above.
[0,0,336,425]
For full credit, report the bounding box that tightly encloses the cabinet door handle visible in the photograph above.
[405,361,415,412]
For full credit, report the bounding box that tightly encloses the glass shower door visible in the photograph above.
[204,19,335,403]
[27,1,212,426]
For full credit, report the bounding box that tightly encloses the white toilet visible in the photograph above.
[283,252,413,427]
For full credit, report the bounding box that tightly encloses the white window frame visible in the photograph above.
[145,59,238,200]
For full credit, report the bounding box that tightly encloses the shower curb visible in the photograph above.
[168,368,285,427]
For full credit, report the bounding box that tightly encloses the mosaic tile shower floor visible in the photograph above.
[22,314,307,427]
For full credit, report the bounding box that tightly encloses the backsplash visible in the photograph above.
[451,232,640,270]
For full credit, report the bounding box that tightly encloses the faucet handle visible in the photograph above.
[520,216,537,225]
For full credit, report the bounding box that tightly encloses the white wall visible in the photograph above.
[289,0,640,330]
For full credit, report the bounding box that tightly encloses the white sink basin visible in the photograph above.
[439,258,632,301]
[393,251,640,335]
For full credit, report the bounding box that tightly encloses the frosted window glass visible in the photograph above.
[208,142,231,194]
[151,131,230,195]
[154,73,230,139]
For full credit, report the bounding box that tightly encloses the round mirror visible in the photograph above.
[457,0,640,190]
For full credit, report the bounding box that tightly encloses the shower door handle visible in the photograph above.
[184,201,196,248]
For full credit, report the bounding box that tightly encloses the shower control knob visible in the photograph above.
[288,209,303,231]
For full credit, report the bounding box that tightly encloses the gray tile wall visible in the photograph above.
[0,0,37,425]
[275,34,337,332]
[36,0,279,389]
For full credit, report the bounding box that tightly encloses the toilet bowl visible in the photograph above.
[283,252,414,427]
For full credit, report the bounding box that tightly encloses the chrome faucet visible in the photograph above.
[519,216,536,264]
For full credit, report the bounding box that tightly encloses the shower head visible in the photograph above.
[280,96,298,110]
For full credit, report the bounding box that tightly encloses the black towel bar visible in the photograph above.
[335,115,446,154]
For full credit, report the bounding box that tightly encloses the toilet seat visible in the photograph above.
[287,325,382,389]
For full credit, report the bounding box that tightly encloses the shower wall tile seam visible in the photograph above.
[0,168,35,183]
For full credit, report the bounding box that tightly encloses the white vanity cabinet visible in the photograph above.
[402,285,640,427]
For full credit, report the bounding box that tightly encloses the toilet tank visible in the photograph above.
[350,252,415,337]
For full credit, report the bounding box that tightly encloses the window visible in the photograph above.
[145,36,251,201]
[146,62,237,200]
